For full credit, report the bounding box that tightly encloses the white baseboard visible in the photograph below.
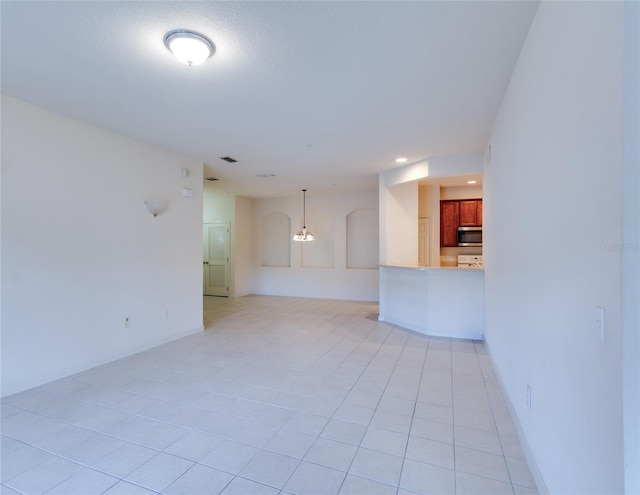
[379,315,484,341]
[1,325,204,398]
[249,290,379,303]
[484,335,549,495]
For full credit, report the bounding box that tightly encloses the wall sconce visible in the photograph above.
[145,199,168,217]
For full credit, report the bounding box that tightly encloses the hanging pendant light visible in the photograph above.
[293,189,315,242]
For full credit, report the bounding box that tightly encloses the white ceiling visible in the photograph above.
[1,1,538,198]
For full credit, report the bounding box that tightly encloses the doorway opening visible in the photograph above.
[203,222,230,297]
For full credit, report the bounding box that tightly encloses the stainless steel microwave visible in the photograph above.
[458,226,482,246]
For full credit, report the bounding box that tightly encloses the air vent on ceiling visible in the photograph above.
[256,173,276,178]
[219,156,237,163]
[205,177,219,181]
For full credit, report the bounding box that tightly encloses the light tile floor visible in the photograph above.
[1,296,539,495]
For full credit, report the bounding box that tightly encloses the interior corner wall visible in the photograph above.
[1,96,204,397]
[484,3,625,494]
[252,191,379,301]
[234,196,254,298]
[382,183,418,266]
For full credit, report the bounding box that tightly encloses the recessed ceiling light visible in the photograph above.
[164,30,215,66]
[395,157,408,163]
[467,180,477,184]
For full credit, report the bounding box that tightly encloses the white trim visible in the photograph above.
[378,316,483,341]
[1,325,204,398]
[485,334,549,495]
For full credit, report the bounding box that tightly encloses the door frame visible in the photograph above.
[203,221,230,297]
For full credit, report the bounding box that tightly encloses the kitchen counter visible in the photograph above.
[380,264,484,271]
[379,265,484,340]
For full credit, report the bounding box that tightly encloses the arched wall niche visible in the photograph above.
[346,208,379,269]
[261,212,291,267]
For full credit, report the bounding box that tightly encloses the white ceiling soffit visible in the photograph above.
[419,175,483,188]
[0,1,538,198]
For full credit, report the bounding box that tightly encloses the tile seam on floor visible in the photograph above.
[1,297,537,495]
[396,332,432,495]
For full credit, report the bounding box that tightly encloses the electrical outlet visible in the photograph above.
[526,385,532,410]
[124,317,130,328]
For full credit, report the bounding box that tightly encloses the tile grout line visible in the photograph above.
[450,338,458,495]
[238,304,392,494]
[472,340,518,494]
[1,298,536,495]
[307,320,404,494]
[394,332,432,495]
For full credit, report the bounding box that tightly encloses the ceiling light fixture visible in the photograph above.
[293,189,314,242]
[164,29,215,66]
[395,157,408,163]
[467,180,477,184]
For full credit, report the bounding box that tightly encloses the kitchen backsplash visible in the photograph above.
[441,246,483,266]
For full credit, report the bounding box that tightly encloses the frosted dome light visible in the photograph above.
[164,30,215,66]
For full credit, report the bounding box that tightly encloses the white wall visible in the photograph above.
[439,185,482,201]
[1,96,204,397]
[379,266,484,340]
[622,1,640,492]
[234,196,254,297]
[203,182,235,223]
[383,182,418,266]
[484,3,625,493]
[380,152,483,190]
[252,191,379,301]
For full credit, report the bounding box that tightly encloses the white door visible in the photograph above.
[418,217,431,266]
[203,222,229,296]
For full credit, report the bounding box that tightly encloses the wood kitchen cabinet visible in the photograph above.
[440,198,482,247]
[440,201,459,247]
[459,200,482,226]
